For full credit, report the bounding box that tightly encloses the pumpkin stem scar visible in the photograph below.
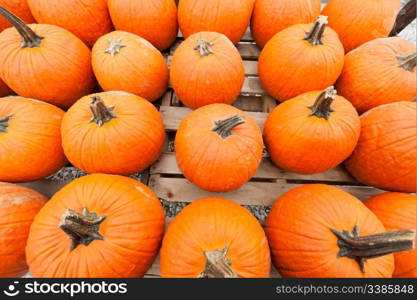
[89,95,117,127]
[212,115,245,139]
[0,114,12,133]
[304,15,328,46]
[194,39,214,57]
[397,51,417,72]
[308,86,337,120]
[198,247,239,278]
[104,39,127,57]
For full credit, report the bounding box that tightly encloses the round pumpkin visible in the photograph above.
[0,183,46,278]
[160,197,270,278]
[264,87,360,174]
[0,96,67,182]
[365,192,417,278]
[259,15,344,102]
[0,7,94,108]
[26,173,165,278]
[0,78,12,97]
[175,104,263,192]
[92,30,168,102]
[336,37,416,113]
[266,184,416,278]
[170,31,244,109]
[0,0,35,32]
[178,0,254,44]
[251,0,321,48]
[61,91,165,175]
[345,102,416,193]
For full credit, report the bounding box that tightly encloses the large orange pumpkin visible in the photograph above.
[259,15,344,102]
[336,37,416,113]
[345,102,416,193]
[0,78,12,97]
[0,7,94,108]
[365,192,417,278]
[26,174,165,278]
[0,96,67,182]
[160,197,271,278]
[264,87,360,174]
[0,0,34,32]
[61,92,165,175]
[0,183,46,278]
[266,184,416,278]
[170,31,244,109]
[175,104,264,192]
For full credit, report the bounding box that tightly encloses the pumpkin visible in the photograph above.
[61,92,165,175]
[0,96,67,182]
[0,0,34,32]
[108,0,178,51]
[0,183,46,278]
[336,37,417,113]
[178,0,254,44]
[26,173,165,278]
[175,104,263,192]
[345,102,416,193]
[258,15,344,102]
[251,0,321,48]
[0,78,12,97]
[365,192,417,278]
[0,7,94,108]
[170,31,244,109]
[264,87,360,174]
[322,0,401,52]
[266,184,416,278]
[160,197,270,278]
[92,31,168,102]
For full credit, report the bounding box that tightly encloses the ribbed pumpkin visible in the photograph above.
[170,31,244,109]
[175,104,263,192]
[108,0,178,51]
[0,0,34,32]
[0,96,67,182]
[0,79,12,97]
[0,7,94,108]
[26,174,165,278]
[365,192,417,278]
[160,197,271,278]
[266,184,416,278]
[336,37,417,113]
[92,31,168,102]
[345,102,416,193]
[0,183,46,278]
[61,91,165,175]
[259,15,344,102]
[251,0,321,48]
[178,0,254,44]
[264,87,360,174]
[27,0,113,46]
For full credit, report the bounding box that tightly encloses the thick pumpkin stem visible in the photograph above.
[212,115,245,139]
[0,114,12,133]
[308,86,337,120]
[90,95,116,127]
[194,39,214,57]
[104,39,127,57]
[397,51,417,71]
[0,6,43,48]
[304,15,328,46]
[198,247,239,278]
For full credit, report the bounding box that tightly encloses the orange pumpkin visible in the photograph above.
[26,173,165,278]
[61,92,165,175]
[170,31,244,109]
[92,31,168,102]
[0,7,94,108]
[264,87,360,174]
[345,102,416,193]
[0,78,12,97]
[175,104,264,192]
[0,182,46,278]
[0,0,34,32]
[336,37,416,113]
[259,15,344,102]
[365,192,417,278]
[0,96,67,182]
[160,197,271,278]
[266,184,416,278]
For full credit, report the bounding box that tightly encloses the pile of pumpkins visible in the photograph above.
[0,0,415,278]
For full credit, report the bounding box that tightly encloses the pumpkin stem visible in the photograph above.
[194,39,214,57]
[304,15,328,46]
[104,39,127,57]
[89,95,116,127]
[0,114,12,133]
[198,247,239,278]
[397,51,417,71]
[308,86,337,120]
[0,6,43,48]
[212,115,245,139]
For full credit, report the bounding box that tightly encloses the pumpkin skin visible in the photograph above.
[26,173,165,278]
[336,37,417,113]
[0,78,12,97]
[0,0,35,32]
[61,91,165,175]
[0,96,67,182]
[365,193,417,278]
[175,104,264,192]
[160,197,271,278]
[0,183,46,278]
[170,31,244,109]
[345,102,416,193]
[92,31,168,102]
